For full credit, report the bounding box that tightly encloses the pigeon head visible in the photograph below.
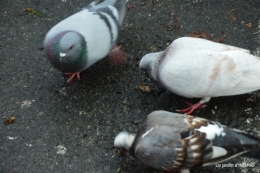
[45,31,88,73]
[114,132,136,151]
[139,52,162,80]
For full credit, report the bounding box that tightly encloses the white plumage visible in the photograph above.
[139,37,260,114]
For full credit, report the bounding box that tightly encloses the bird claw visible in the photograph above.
[176,102,206,115]
[65,72,81,83]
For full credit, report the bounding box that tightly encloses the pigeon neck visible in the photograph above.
[151,51,164,81]
[78,41,88,64]
[59,31,88,72]
[125,134,136,151]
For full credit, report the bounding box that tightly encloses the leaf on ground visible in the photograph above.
[187,30,208,39]
[126,4,136,11]
[23,7,42,17]
[214,35,226,43]
[160,13,181,33]
[139,85,151,93]
[23,8,32,12]
[4,117,15,125]
[228,8,239,21]
[246,22,252,28]
[187,30,226,43]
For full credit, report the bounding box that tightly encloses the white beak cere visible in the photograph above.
[60,52,66,58]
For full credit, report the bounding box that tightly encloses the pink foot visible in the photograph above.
[65,72,81,83]
[176,101,206,115]
[107,44,127,65]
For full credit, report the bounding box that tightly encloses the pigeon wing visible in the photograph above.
[158,42,260,98]
[134,111,260,171]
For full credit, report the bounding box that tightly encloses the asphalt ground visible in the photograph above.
[0,0,260,173]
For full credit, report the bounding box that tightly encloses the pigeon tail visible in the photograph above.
[220,129,260,160]
[112,0,126,25]
[245,148,260,159]
[239,133,260,159]
[85,0,126,25]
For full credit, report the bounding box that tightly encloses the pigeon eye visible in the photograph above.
[69,45,74,50]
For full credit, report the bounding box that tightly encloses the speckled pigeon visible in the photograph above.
[44,0,126,83]
[114,110,260,173]
[139,37,260,114]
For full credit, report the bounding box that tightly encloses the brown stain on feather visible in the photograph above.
[209,56,227,80]
[226,58,236,72]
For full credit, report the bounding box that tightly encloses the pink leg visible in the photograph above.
[107,44,127,65]
[176,101,206,115]
[65,72,81,83]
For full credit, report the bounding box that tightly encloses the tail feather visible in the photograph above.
[228,130,260,160]
[84,0,126,25]
[113,0,126,25]
[202,144,260,167]
[244,148,260,159]
[210,126,260,161]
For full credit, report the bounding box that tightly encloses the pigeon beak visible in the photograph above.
[60,52,67,62]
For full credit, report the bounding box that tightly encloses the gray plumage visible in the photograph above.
[85,0,126,25]
[44,0,126,82]
[114,110,260,172]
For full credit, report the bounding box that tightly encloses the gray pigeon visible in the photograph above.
[44,0,126,83]
[114,110,260,173]
[139,37,260,114]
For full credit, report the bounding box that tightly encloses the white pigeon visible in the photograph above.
[114,110,260,173]
[44,0,127,83]
[139,37,260,114]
